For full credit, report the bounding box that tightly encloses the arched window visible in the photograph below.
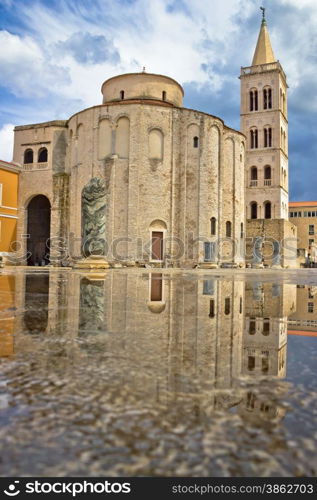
[251,166,257,180]
[193,136,199,148]
[264,127,272,147]
[149,128,163,160]
[249,318,256,335]
[162,91,166,101]
[249,89,258,111]
[210,217,216,235]
[264,165,271,180]
[116,117,130,158]
[251,202,257,219]
[226,221,232,237]
[250,128,258,149]
[263,87,272,109]
[264,201,272,219]
[24,149,33,164]
[263,319,270,336]
[240,222,244,239]
[120,90,124,100]
[38,147,48,163]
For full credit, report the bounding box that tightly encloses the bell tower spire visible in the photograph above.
[252,7,276,66]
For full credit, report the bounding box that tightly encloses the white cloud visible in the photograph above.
[0,30,70,98]
[0,124,15,162]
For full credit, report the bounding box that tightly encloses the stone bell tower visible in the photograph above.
[240,8,297,267]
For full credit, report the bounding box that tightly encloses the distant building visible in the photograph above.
[289,284,317,334]
[0,159,20,264]
[288,201,317,266]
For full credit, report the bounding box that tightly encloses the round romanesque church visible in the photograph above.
[13,71,245,267]
[13,13,297,268]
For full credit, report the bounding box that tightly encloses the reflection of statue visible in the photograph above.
[82,178,107,257]
[79,278,105,334]
[252,236,263,265]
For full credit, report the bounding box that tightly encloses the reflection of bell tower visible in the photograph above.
[240,8,297,267]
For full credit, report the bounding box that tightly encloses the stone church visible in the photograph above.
[12,11,296,268]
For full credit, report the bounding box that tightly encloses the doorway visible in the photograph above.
[27,195,51,266]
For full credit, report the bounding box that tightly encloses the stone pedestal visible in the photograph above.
[72,255,110,269]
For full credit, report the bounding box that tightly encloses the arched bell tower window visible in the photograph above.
[249,89,258,111]
[251,202,257,219]
[38,147,48,163]
[264,201,272,219]
[24,149,33,164]
[263,87,272,109]
[250,128,258,149]
[264,127,272,147]
[226,221,232,237]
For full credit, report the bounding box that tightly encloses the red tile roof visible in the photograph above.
[289,201,317,207]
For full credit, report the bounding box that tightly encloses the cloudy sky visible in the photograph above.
[0,0,316,200]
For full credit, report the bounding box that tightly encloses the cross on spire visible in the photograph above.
[260,6,266,25]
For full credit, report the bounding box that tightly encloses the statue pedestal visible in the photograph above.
[72,255,110,269]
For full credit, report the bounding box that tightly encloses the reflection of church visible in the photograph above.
[0,270,297,418]
[10,10,297,268]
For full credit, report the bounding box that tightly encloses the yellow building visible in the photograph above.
[0,274,15,357]
[289,201,317,266]
[0,159,20,264]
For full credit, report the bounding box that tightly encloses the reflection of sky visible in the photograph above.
[286,336,317,390]
[0,0,317,200]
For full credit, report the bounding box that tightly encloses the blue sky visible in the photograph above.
[0,0,316,200]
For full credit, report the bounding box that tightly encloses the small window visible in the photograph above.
[162,91,166,101]
[251,166,258,180]
[308,302,314,313]
[204,242,214,262]
[120,90,124,100]
[209,299,215,318]
[249,319,256,335]
[239,296,242,314]
[226,221,232,237]
[250,129,258,149]
[262,357,269,373]
[264,201,271,219]
[193,136,199,148]
[203,280,214,296]
[210,217,216,235]
[264,128,272,147]
[38,147,48,163]
[264,165,271,179]
[251,202,257,219]
[309,225,314,235]
[263,319,270,336]
[24,149,33,164]
[225,297,230,315]
[263,87,272,109]
[309,239,314,246]
[248,356,255,371]
[240,222,244,239]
